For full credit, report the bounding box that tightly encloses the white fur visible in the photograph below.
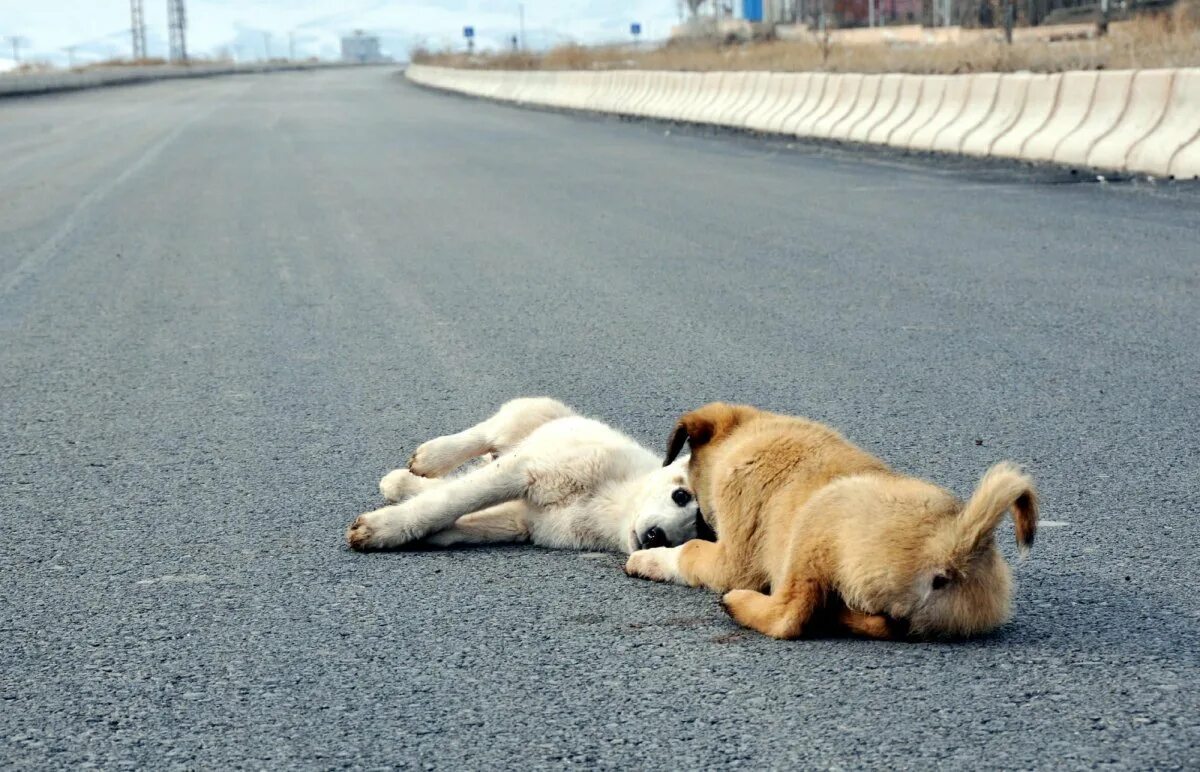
[349,397,703,553]
[623,546,684,584]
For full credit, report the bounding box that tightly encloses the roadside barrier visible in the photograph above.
[0,61,356,98]
[406,63,1200,178]
[990,73,1061,159]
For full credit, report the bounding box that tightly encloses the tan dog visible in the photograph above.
[624,403,1038,640]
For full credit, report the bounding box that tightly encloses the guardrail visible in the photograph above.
[406,63,1200,179]
[0,62,361,98]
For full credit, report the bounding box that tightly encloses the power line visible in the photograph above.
[167,0,188,63]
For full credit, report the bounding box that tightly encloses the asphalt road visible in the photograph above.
[2,68,1197,770]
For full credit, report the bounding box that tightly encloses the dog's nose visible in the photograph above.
[640,526,668,549]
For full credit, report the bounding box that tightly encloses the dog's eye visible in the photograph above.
[671,488,692,507]
[931,574,950,590]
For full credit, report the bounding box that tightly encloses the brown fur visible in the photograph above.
[649,403,1038,640]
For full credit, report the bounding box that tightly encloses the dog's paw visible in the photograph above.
[379,468,427,502]
[346,506,418,551]
[408,436,471,478]
[719,589,758,617]
[624,547,682,583]
[346,513,380,552]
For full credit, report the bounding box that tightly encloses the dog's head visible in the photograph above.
[834,465,1037,639]
[663,402,765,526]
[626,457,715,552]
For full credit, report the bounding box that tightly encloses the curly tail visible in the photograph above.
[955,462,1039,559]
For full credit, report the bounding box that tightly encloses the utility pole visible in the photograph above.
[167,0,188,63]
[5,35,24,63]
[518,3,526,50]
[288,31,296,61]
[263,31,272,60]
[130,0,147,60]
[63,45,77,68]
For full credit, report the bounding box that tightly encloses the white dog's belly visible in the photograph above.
[526,502,622,552]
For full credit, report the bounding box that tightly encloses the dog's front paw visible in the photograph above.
[379,468,426,502]
[346,506,417,551]
[346,512,380,552]
[624,547,682,583]
[408,436,469,478]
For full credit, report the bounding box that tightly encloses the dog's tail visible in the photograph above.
[664,402,757,465]
[952,462,1038,559]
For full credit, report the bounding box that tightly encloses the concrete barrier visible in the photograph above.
[744,73,788,131]
[406,64,1200,177]
[1022,70,1097,161]
[777,73,825,135]
[930,73,1000,153]
[711,71,754,126]
[685,72,726,123]
[960,73,1030,156]
[1126,70,1200,177]
[794,74,846,136]
[990,73,1061,159]
[638,70,676,116]
[1086,69,1174,171]
[643,72,681,120]
[1168,135,1200,179]
[867,75,924,144]
[624,70,659,116]
[640,71,679,119]
[813,74,865,138]
[1053,70,1135,167]
[908,76,967,150]
[733,72,774,129]
[0,61,357,98]
[849,73,902,144]
[833,74,883,141]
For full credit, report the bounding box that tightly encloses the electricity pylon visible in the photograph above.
[130,0,147,60]
[167,0,188,63]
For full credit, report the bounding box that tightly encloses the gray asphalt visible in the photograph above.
[2,67,1197,770]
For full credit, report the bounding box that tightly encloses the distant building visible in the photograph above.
[341,30,383,63]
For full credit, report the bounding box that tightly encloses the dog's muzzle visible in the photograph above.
[637,526,670,550]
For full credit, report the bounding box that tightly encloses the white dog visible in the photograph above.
[346,397,711,553]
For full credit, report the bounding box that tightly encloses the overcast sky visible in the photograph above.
[0,1,687,67]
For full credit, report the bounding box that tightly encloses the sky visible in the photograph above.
[0,1,691,68]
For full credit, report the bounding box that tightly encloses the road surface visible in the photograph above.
[2,68,1197,769]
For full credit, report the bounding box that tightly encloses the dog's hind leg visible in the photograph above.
[409,397,575,478]
[420,502,533,547]
[348,458,529,551]
[379,468,444,502]
[721,578,824,640]
[835,608,901,640]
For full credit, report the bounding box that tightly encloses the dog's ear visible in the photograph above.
[664,417,705,466]
[664,403,751,466]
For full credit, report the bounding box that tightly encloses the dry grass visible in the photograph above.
[85,57,171,69]
[414,7,1200,75]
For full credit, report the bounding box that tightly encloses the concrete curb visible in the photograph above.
[0,62,381,99]
[406,64,1200,179]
